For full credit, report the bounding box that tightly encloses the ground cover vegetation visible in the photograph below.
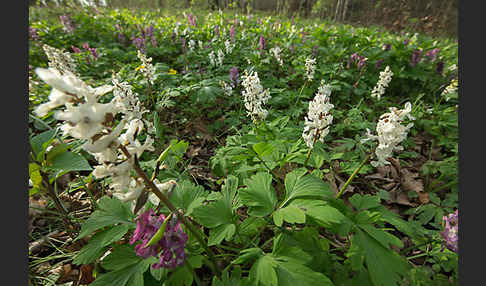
[28,1,458,285]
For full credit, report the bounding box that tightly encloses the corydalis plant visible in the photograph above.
[269,46,283,66]
[302,80,334,149]
[241,70,271,123]
[371,65,393,101]
[42,44,78,76]
[305,56,316,82]
[363,102,415,167]
[440,210,458,253]
[136,50,156,85]
[130,209,188,269]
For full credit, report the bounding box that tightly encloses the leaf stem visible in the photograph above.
[335,153,371,199]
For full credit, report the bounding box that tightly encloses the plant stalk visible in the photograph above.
[335,153,371,199]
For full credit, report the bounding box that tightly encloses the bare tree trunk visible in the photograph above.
[334,0,343,21]
[342,0,350,22]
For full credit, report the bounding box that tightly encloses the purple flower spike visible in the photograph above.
[215,25,219,38]
[130,209,187,269]
[440,210,458,253]
[152,219,188,269]
[71,45,81,53]
[29,27,40,41]
[59,15,75,34]
[230,25,235,42]
[375,59,384,70]
[403,38,409,46]
[88,48,98,60]
[82,42,90,50]
[410,49,422,67]
[229,66,239,87]
[132,36,146,54]
[426,48,440,62]
[259,34,265,50]
[357,56,367,69]
[436,61,444,75]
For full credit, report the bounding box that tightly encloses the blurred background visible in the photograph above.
[30,0,458,38]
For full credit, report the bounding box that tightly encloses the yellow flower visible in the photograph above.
[135,65,145,71]
[168,68,177,75]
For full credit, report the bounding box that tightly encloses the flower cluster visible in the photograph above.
[362,102,415,167]
[371,66,394,100]
[302,80,334,149]
[111,73,155,134]
[130,209,188,269]
[33,66,156,207]
[59,15,75,34]
[42,44,78,76]
[269,46,283,66]
[136,50,156,85]
[132,36,146,54]
[220,80,233,97]
[440,210,458,253]
[224,39,234,54]
[426,48,440,62]
[208,51,216,66]
[145,24,157,47]
[305,56,316,82]
[410,49,422,67]
[348,52,367,69]
[29,27,40,42]
[187,39,195,52]
[241,70,271,122]
[217,49,225,66]
[441,79,458,102]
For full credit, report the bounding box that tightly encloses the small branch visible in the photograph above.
[29,230,60,254]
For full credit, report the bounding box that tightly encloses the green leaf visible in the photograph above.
[273,205,305,226]
[208,224,236,246]
[92,250,153,286]
[353,228,410,286]
[252,142,275,158]
[275,260,334,286]
[73,225,129,265]
[349,194,381,212]
[281,170,333,207]
[169,180,209,216]
[45,143,71,163]
[30,129,57,159]
[166,265,193,286]
[233,248,264,265]
[193,197,233,228]
[359,224,403,249]
[101,244,145,271]
[49,151,92,172]
[294,200,346,227]
[29,163,43,189]
[76,197,135,240]
[239,172,277,217]
[249,255,278,286]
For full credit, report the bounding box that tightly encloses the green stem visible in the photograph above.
[303,128,321,168]
[335,153,371,199]
[431,179,458,193]
[400,239,440,254]
[295,80,307,106]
